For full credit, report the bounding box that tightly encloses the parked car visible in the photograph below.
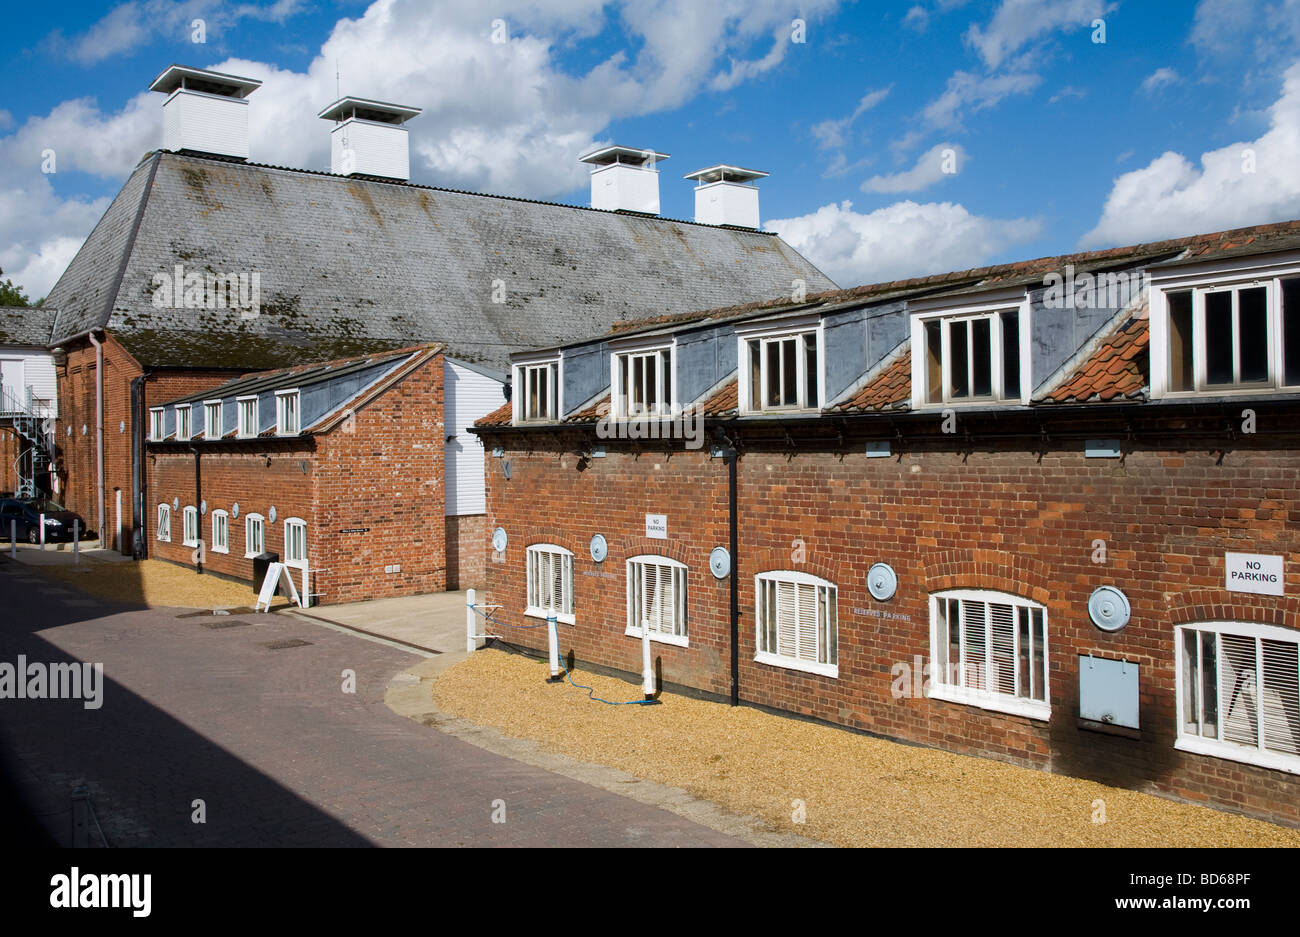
[0,499,91,544]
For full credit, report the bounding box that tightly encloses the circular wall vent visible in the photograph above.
[1089,586,1131,632]
[589,534,608,563]
[492,527,508,553]
[867,563,898,601]
[709,547,731,579]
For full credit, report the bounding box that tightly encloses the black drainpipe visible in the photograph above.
[190,443,203,574]
[727,447,740,707]
[130,377,146,559]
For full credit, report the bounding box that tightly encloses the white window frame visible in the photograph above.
[1149,257,1300,398]
[175,404,192,442]
[244,513,265,558]
[156,503,171,542]
[149,407,166,442]
[181,505,199,547]
[610,341,676,419]
[525,543,575,624]
[1174,620,1300,775]
[283,517,308,569]
[754,570,839,679]
[736,316,826,415]
[928,589,1051,721]
[236,395,259,438]
[204,400,223,440]
[512,356,561,423]
[211,510,229,554]
[276,389,301,436]
[626,555,689,647]
[909,294,1032,409]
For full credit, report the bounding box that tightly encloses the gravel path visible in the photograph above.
[434,649,1300,848]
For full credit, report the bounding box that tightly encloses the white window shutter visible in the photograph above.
[1219,633,1260,748]
[989,602,1017,696]
[1261,639,1300,755]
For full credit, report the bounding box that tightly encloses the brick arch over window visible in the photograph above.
[525,535,579,556]
[613,536,692,567]
[741,546,842,586]
[922,548,1052,605]
[1166,589,1300,629]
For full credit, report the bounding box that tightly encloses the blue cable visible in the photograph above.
[468,602,655,706]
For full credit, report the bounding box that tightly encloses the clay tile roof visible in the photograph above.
[477,399,513,427]
[1042,313,1149,405]
[833,350,912,413]
[699,380,739,416]
[565,394,611,424]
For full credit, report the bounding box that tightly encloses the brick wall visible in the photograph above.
[446,514,487,590]
[479,436,1300,828]
[146,351,448,605]
[56,335,236,552]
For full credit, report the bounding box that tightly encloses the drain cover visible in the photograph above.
[260,638,313,650]
[201,619,250,630]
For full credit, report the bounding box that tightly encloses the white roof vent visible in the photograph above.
[578,146,669,215]
[318,97,422,182]
[684,165,769,229]
[149,65,262,161]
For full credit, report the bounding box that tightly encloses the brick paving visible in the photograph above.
[0,558,741,847]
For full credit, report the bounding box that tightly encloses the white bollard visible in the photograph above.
[9,520,14,559]
[642,619,655,699]
[73,520,80,563]
[465,588,476,654]
[547,615,560,680]
[39,513,45,550]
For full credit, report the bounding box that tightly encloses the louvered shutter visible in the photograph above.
[796,583,818,662]
[777,581,797,658]
[1219,633,1260,747]
[989,602,1017,696]
[1261,639,1300,755]
[962,600,988,691]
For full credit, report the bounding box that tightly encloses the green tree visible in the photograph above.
[0,267,32,307]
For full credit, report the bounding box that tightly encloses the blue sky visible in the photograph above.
[2,0,1299,298]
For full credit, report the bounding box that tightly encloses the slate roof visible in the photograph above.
[44,150,836,370]
[0,307,57,347]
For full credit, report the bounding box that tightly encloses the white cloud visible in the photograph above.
[1081,60,1300,248]
[811,86,891,150]
[922,69,1041,129]
[1140,67,1180,95]
[1048,84,1087,104]
[766,199,1043,287]
[903,6,930,31]
[861,143,966,193]
[965,0,1115,70]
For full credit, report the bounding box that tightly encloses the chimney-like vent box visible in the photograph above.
[318,97,422,181]
[149,65,262,160]
[685,165,769,229]
[579,146,669,215]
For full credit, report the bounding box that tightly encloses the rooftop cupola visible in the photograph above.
[578,146,670,215]
[318,97,423,182]
[684,164,769,229]
[149,64,262,160]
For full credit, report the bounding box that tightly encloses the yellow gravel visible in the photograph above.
[434,649,1300,847]
[31,557,290,610]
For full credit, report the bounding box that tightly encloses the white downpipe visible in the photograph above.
[87,332,105,546]
[641,621,655,699]
[300,562,310,609]
[73,520,80,563]
[39,513,45,549]
[9,520,14,558]
[466,588,476,653]
[114,489,121,553]
[547,615,559,679]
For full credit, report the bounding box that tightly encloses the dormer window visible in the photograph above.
[514,359,560,423]
[1154,274,1300,396]
[911,301,1029,407]
[738,326,822,414]
[175,404,192,441]
[204,400,223,440]
[276,389,301,435]
[612,346,674,419]
[149,407,166,441]
[236,396,258,438]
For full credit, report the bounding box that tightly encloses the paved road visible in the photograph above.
[0,557,740,847]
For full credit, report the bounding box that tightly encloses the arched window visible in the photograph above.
[525,544,574,622]
[755,570,838,678]
[211,510,229,554]
[626,555,688,646]
[929,589,1049,720]
[156,504,171,542]
[244,513,265,558]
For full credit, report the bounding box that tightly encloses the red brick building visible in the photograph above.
[474,220,1300,827]
[147,345,470,604]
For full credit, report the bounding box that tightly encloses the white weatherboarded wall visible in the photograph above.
[444,359,505,516]
[0,349,57,416]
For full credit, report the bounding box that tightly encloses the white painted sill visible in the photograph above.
[1175,735,1300,776]
[525,607,575,626]
[754,651,838,680]
[625,626,688,648]
[927,683,1051,721]
[212,545,229,555]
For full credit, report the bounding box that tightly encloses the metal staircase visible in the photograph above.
[0,385,54,499]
